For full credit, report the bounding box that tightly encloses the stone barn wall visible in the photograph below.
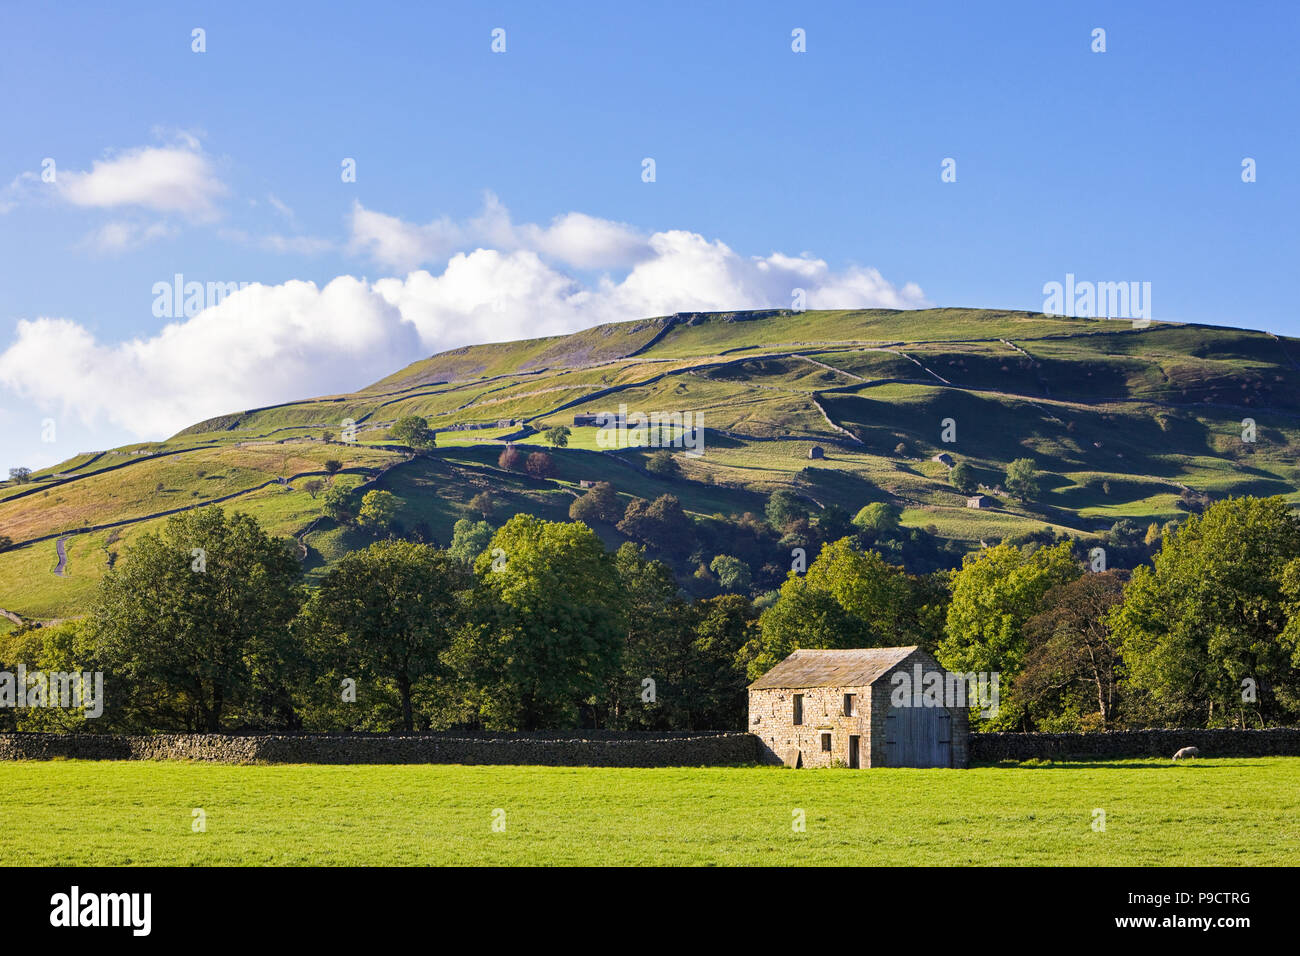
[749,684,874,767]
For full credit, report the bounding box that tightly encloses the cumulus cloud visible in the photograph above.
[57,137,225,220]
[348,203,463,272]
[1,197,927,439]
[0,278,422,438]
[350,193,651,273]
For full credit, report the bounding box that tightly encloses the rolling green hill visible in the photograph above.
[4,307,1299,625]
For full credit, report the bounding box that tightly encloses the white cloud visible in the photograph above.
[348,202,463,272]
[0,278,422,438]
[78,220,180,254]
[0,197,927,439]
[57,139,225,220]
[351,193,651,273]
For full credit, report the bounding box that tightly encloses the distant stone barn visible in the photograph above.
[748,647,969,768]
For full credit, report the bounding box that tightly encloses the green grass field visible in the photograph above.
[2,758,1296,866]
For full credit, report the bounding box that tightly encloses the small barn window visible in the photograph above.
[793,694,804,725]
[820,732,832,752]
[843,693,856,717]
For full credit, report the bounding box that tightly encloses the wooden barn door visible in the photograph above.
[885,706,952,767]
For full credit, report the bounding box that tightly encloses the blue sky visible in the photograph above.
[1,0,1297,473]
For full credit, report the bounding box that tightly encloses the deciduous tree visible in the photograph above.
[90,508,303,732]
[298,540,468,732]
[1110,496,1300,727]
[450,516,624,730]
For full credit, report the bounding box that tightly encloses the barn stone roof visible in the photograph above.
[747,646,920,690]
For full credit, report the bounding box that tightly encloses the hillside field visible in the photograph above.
[1,758,1296,865]
[4,307,1300,622]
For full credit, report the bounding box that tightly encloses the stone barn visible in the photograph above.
[807,445,825,459]
[748,647,969,768]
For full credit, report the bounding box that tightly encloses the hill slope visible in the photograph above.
[4,307,1299,624]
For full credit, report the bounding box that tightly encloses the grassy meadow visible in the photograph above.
[1,758,1296,866]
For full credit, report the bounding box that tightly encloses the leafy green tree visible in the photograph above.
[569,481,621,525]
[7,467,32,484]
[645,449,681,479]
[1110,496,1300,727]
[1282,557,1300,666]
[617,494,695,559]
[447,518,493,565]
[1004,457,1040,500]
[746,538,911,678]
[815,503,853,541]
[605,543,693,729]
[852,501,901,536]
[1103,518,1147,568]
[746,585,864,680]
[298,540,469,732]
[323,459,343,478]
[950,462,977,495]
[302,478,325,499]
[389,415,436,450]
[709,554,752,592]
[544,425,571,448]
[900,570,953,652]
[321,483,355,524]
[765,490,808,531]
[449,516,624,729]
[89,508,303,731]
[0,620,97,731]
[356,489,402,534]
[690,594,759,729]
[936,541,1080,727]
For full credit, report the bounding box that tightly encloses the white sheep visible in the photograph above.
[1172,746,1200,761]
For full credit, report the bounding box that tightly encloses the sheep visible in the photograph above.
[1172,746,1200,761]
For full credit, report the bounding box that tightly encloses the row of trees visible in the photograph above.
[4,496,1299,734]
[0,508,755,734]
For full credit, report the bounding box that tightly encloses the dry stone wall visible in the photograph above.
[0,732,759,767]
[970,728,1300,761]
[4,729,1298,766]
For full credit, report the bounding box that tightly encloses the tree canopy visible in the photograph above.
[299,540,468,731]
[450,515,625,729]
[89,507,302,731]
[1109,496,1300,727]
[389,415,436,450]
